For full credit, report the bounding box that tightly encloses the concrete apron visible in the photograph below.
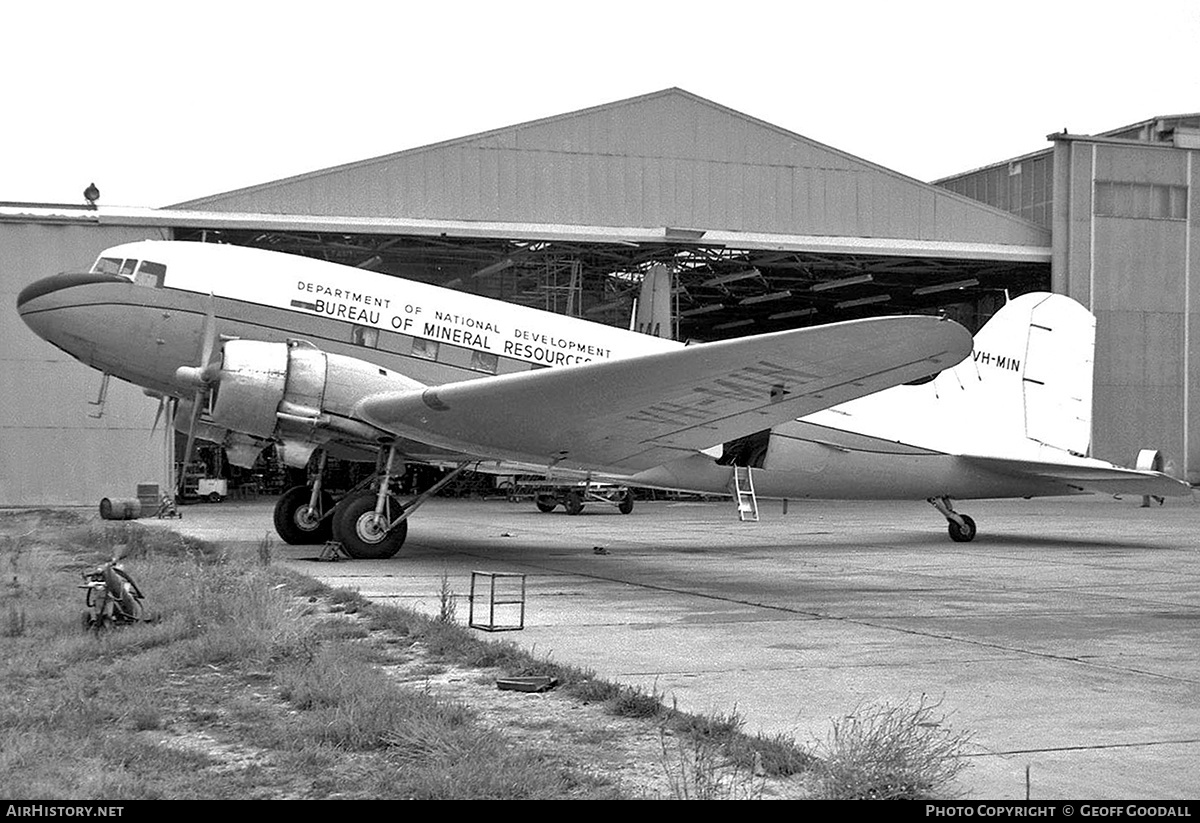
[148,494,1200,800]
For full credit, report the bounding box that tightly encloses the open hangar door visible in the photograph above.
[172,227,1050,341]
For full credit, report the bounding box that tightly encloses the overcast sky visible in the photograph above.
[5,0,1198,208]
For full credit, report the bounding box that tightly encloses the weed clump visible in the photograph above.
[608,684,664,719]
[814,695,972,799]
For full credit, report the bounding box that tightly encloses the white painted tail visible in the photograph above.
[935,292,1096,456]
[807,292,1097,460]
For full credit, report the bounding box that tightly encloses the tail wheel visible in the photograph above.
[332,492,408,559]
[948,514,977,543]
[273,485,334,545]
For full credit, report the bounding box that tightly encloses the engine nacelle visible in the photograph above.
[207,339,420,451]
[174,397,270,468]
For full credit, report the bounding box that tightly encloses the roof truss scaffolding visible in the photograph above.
[173,226,1048,338]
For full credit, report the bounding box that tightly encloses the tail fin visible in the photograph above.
[633,264,673,339]
[939,292,1095,456]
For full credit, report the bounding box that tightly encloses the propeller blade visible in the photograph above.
[177,390,205,495]
[175,295,221,390]
[199,292,217,369]
[150,396,166,438]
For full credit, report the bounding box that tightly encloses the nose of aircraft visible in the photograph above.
[16,271,127,312]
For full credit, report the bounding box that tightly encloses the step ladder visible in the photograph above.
[733,465,759,522]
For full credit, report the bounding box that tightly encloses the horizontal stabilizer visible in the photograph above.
[963,455,1192,498]
[358,315,972,472]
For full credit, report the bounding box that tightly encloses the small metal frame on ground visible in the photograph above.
[468,570,527,631]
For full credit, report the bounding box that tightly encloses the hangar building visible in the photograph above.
[3,89,1196,505]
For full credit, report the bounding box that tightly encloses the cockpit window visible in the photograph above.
[93,257,124,275]
[134,260,167,287]
[119,259,139,277]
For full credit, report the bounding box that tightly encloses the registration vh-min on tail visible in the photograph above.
[16,241,1189,557]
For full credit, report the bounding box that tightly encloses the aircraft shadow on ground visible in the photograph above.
[883,531,1170,552]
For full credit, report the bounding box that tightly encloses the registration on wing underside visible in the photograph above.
[356,314,974,474]
[626,360,824,427]
[631,350,961,449]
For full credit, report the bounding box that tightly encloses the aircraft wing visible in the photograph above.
[962,455,1193,497]
[356,315,972,473]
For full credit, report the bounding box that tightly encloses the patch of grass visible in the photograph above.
[0,510,974,799]
[814,694,973,800]
[436,570,458,624]
[608,684,664,719]
[564,675,622,704]
[659,723,766,800]
[0,513,622,799]
[731,730,817,778]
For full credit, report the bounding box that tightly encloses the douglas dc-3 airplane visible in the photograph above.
[17,240,1190,557]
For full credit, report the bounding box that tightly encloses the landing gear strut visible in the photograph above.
[273,452,334,545]
[331,446,471,560]
[929,496,977,543]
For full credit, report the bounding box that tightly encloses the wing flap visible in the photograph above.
[357,315,972,472]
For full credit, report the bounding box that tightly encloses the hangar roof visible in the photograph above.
[5,91,1054,340]
[175,88,1048,251]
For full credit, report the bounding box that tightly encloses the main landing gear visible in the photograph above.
[271,446,470,560]
[928,496,977,543]
[273,452,335,545]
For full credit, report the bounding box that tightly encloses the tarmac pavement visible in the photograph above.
[150,493,1200,800]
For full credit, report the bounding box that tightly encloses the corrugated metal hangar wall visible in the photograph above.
[939,117,1200,482]
[2,222,165,505]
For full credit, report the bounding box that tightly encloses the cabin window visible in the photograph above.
[470,350,498,374]
[93,257,124,275]
[411,337,439,361]
[351,325,379,348]
[134,260,167,288]
[119,259,139,277]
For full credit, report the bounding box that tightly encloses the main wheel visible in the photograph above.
[564,490,584,516]
[617,490,634,515]
[273,485,335,545]
[535,494,557,513]
[332,492,408,559]
[948,514,977,543]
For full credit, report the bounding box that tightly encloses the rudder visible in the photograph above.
[952,292,1095,456]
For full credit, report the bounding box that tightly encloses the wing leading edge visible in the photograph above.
[356,315,973,473]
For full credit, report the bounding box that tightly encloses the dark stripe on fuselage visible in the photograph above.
[21,286,539,392]
[16,271,127,308]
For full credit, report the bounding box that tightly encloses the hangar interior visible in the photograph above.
[3,89,1196,504]
[169,226,1049,339]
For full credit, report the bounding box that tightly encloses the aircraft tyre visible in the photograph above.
[618,490,634,515]
[564,490,585,516]
[332,492,408,559]
[948,514,977,543]
[274,485,334,545]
